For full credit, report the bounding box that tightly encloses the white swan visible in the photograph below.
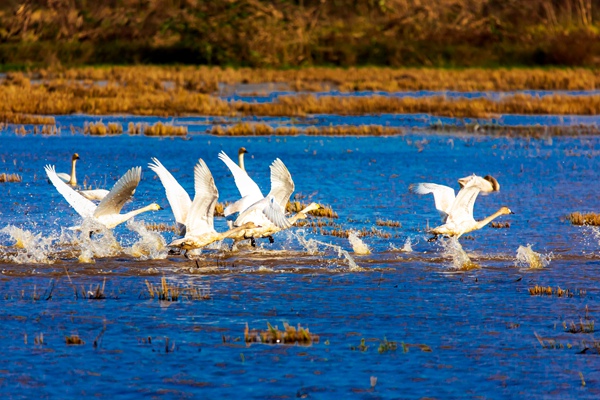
[410,174,499,222]
[56,153,79,186]
[416,178,513,240]
[45,165,162,229]
[148,157,193,235]
[79,189,110,201]
[218,150,265,217]
[167,159,257,250]
[238,147,248,171]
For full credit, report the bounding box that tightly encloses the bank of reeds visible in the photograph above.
[0,112,55,125]
[212,123,403,136]
[567,212,600,226]
[244,322,319,345]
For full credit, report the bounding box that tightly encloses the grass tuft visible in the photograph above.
[567,212,600,226]
[244,322,319,345]
[0,173,22,183]
[145,277,210,301]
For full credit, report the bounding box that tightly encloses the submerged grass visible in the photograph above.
[567,212,600,226]
[145,277,210,301]
[0,173,22,183]
[244,322,319,345]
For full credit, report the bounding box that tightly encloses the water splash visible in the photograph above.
[440,237,479,270]
[295,230,363,271]
[73,218,122,262]
[0,225,56,264]
[123,221,167,260]
[348,231,371,255]
[390,237,414,252]
[515,244,552,269]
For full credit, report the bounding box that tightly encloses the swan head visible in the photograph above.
[499,206,514,215]
[238,147,248,155]
[240,221,257,229]
[148,203,163,211]
[72,153,80,161]
[457,174,477,189]
[304,202,321,213]
[483,175,500,192]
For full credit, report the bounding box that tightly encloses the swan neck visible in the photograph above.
[476,209,506,229]
[121,204,156,221]
[222,223,251,239]
[69,158,77,186]
[238,152,245,171]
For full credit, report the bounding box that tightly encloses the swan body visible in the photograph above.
[166,158,257,250]
[148,157,193,235]
[55,153,79,186]
[45,165,162,229]
[410,174,499,222]
[430,206,514,238]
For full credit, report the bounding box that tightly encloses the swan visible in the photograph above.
[410,174,499,222]
[421,180,513,240]
[218,150,265,217]
[148,157,193,235]
[230,158,306,245]
[56,153,80,186]
[45,165,162,229]
[79,189,110,201]
[167,159,257,251]
[238,147,248,171]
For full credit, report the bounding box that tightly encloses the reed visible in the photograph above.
[567,212,600,226]
[564,320,595,334]
[375,219,402,227]
[0,112,55,125]
[0,173,22,183]
[145,277,210,301]
[528,285,573,297]
[244,322,319,345]
[490,221,511,228]
[65,335,85,345]
[286,201,338,218]
[143,122,187,136]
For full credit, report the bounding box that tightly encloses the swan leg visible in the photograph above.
[250,237,256,247]
[267,235,275,244]
[168,248,182,255]
[427,234,439,242]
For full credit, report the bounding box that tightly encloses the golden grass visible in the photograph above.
[564,320,595,334]
[286,201,338,218]
[3,72,600,120]
[244,322,319,345]
[375,219,402,227]
[65,335,85,345]
[212,123,403,136]
[143,122,187,136]
[144,222,179,233]
[567,212,600,226]
[528,285,573,297]
[490,221,511,228]
[0,112,55,125]
[0,173,22,183]
[145,277,210,301]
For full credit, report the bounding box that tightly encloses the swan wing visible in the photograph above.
[56,172,71,183]
[218,150,263,200]
[267,158,295,208]
[409,183,455,216]
[458,174,495,193]
[185,159,219,236]
[78,189,110,201]
[262,195,292,229]
[446,186,481,224]
[224,195,259,216]
[148,157,193,226]
[45,165,96,219]
[94,167,141,218]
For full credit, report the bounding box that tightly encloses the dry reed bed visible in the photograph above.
[15,67,600,92]
[212,123,403,136]
[567,212,600,226]
[0,173,22,183]
[286,201,338,218]
[4,78,600,119]
[244,322,318,345]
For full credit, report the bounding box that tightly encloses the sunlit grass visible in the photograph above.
[244,322,319,345]
[567,212,600,226]
[0,173,22,183]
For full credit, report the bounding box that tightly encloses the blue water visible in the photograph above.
[0,118,600,397]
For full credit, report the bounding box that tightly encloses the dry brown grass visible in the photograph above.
[145,277,210,301]
[286,201,338,218]
[375,219,402,227]
[212,123,403,136]
[65,335,85,345]
[528,285,573,297]
[0,112,55,125]
[244,322,319,345]
[490,221,511,228]
[143,122,187,136]
[567,212,600,226]
[0,173,22,183]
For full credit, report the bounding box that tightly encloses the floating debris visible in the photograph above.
[244,322,319,345]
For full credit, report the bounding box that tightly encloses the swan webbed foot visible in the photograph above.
[168,248,182,255]
[268,235,274,244]
[250,237,256,247]
[427,235,439,242]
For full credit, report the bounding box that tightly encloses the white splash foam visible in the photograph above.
[515,244,552,269]
[123,220,167,260]
[0,225,56,264]
[295,230,363,271]
[348,231,371,255]
[440,237,478,270]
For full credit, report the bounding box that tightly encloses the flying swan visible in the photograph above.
[166,159,257,251]
[219,151,315,245]
[45,165,162,229]
[409,174,500,223]
[411,175,512,240]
